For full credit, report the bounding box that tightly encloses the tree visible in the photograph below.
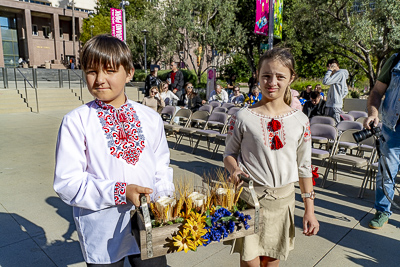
[285,0,400,89]
[80,14,111,45]
[162,0,246,83]
[95,0,148,21]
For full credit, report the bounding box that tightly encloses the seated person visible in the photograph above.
[229,86,245,106]
[302,91,327,119]
[290,89,302,110]
[181,82,205,112]
[300,84,312,101]
[208,84,229,103]
[160,81,179,106]
[314,84,326,100]
[142,86,165,113]
[245,86,262,106]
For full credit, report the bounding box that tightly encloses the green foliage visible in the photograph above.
[350,89,361,99]
[132,69,207,88]
[284,0,400,88]
[80,14,111,45]
[220,53,252,82]
[95,0,148,21]
[291,79,328,93]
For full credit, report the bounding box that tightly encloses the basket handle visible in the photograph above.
[140,194,153,258]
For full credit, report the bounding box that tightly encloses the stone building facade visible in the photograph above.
[0,0,96,69]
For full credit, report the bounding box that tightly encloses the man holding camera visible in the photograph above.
[364,52,400,229]
[323,59,349,124]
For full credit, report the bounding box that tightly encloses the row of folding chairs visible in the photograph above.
[310,112,368,126]
[162,107,236,155]
[311,121,378,191]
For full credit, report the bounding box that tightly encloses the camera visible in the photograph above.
[353,122,381,143]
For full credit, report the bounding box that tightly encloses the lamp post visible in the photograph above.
[88,11,95,38]
[119,0,129,43]
[142,29,148,76]
[268,0,274,50]
[70,1,76,65]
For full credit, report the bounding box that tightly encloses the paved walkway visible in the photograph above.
[0,109,399,267]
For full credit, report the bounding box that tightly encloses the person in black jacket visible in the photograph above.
[144,66,161,97]
[302,91,326,119]
[166,62,184,95]
[180,82,205,112]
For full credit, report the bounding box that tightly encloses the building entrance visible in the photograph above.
[0,15,20,68]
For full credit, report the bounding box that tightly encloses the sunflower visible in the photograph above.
[173,229,196,253]
[184,213,208,240]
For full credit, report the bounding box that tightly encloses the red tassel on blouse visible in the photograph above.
[272,135,283,150]
[118,126,127,140]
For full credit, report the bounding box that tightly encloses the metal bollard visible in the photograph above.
[68,69,71,89]
[3,68,9,88]
[58,69,63,88]
[14,68,18,90]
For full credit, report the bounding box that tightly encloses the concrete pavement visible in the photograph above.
[0,108,399,267]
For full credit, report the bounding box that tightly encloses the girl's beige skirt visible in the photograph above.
[229,182,295,261]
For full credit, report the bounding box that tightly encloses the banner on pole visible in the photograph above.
[110,8,124,42]
[254,0,283,38]
[274,0,283,39]
[254,0,269,36]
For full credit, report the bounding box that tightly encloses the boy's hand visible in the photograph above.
[126,184,153,207]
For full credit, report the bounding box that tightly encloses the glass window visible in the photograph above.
[32,25,38,36]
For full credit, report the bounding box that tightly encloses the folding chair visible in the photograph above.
[348,110,368,120]
[191,112,229,154]
[211,133,227,159]
[336,121,364,154]
[212,107,228,113]
[222,103,235,110]
[227,107,241,117]
[340,113,354,121]
[310,124,338,165]
[310,116,336,126]
[199,104,213,113]
[321,129,371,188]
[160,106,176,125]
[173,111,210,149]
[164,109,192,137]
[209,101,222,109]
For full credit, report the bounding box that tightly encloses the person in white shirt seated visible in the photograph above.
[160,81,179,106]
[208,84,229,103]
[228,86,245,106]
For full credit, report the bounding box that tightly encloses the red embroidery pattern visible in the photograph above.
[114,182,127,205]
[227,115,237,135]
[96,100,145,165]
[304,121,311,142]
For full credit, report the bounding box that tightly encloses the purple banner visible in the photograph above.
[254,0,270,36]
[111,8,124,41]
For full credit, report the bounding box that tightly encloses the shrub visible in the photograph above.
[350,89,361,98]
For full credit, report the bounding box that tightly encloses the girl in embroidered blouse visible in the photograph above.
[54,34,173,266]
[224,48,319,267]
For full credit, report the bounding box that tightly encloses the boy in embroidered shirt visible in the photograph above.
[54,34,173,266]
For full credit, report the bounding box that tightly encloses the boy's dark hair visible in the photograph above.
[80,34,134,73]
[310,91,320,99]
[327,59,339,67]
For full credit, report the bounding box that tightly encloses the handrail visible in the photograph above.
[16,68,39,113]
[69,69,85,104]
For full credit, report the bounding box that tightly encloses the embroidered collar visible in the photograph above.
[95,97,129,110]
[246,107,297,119]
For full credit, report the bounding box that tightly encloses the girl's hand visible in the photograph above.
[126,184,153,207]
[229,168,249,187]
[303,211,319,236]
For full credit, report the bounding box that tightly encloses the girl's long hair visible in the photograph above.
[257,48,296,106]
